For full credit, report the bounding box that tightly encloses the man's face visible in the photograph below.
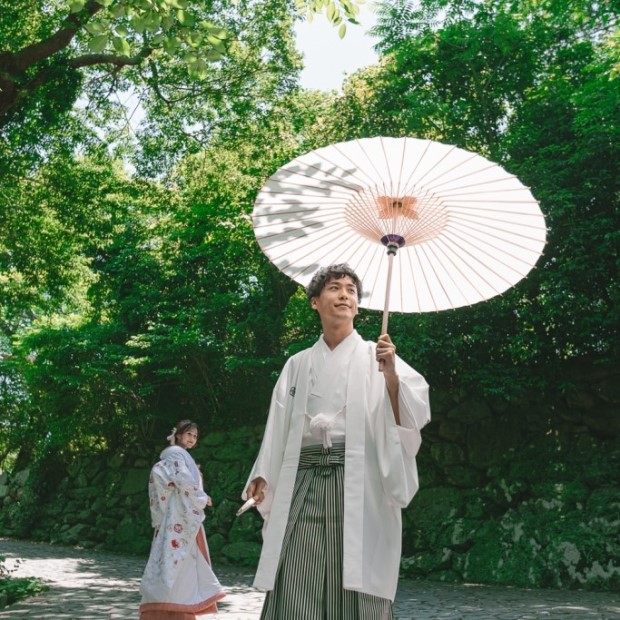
[311,275,359,324]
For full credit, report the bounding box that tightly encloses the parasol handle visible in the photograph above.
[379,235,404,371]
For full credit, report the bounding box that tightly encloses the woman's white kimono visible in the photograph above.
[140,446,225,615]
[244,330,431,602]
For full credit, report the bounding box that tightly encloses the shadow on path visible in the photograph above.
[1,538,619,619]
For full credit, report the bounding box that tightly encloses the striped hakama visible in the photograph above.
[260,444,393,620]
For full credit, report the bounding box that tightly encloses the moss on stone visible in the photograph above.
[220,541,262,566]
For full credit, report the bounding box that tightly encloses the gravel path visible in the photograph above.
[1,539,618,619]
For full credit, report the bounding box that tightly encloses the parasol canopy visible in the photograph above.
[252,136,546,325]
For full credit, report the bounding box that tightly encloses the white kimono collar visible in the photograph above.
[316,329,362,354]
[160,445,201,486]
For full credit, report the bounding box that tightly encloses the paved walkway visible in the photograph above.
[1,539,618,619]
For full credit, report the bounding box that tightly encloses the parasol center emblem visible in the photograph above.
[377,195,418,220]
[344,190,449,247]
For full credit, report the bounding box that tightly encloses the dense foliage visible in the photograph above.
[0,0,618,473]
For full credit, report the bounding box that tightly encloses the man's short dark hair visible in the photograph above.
[306,264,363,302]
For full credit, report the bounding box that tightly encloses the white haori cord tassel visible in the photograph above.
[308,413,337,450]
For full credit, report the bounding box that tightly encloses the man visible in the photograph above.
[244,264,430,619]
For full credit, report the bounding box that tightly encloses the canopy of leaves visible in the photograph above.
[0,0,617,469]
[0,0,307,174]
[0,89,329,462]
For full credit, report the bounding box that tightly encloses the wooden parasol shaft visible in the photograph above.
[380,237,403,335]
[378,249,398,372]
[381,251,395,335]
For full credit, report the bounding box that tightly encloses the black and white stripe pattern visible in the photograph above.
[260,444,393,620]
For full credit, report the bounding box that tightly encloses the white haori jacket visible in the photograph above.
[244,330,430,601]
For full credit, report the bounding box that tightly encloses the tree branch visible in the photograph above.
[68,48,154,70]
[0,0,105,121]
[9,0,104,74]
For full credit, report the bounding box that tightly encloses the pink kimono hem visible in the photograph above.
[139,590,225,614]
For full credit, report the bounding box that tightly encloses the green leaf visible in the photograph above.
[187,33,202,47]
[338,22,346,38]
[327,2,336,22]
[206,34,228,50]
[88,34,108,53]
[193,59,208,79]
[343,2,360,18]
[112,36,131,56]
[163,35,180,54]
[131,16,147,33]
[111,4,126,18]
[85,21,106,35]
[213,41,228,54]
[143,13,162,32]
[206,50,224,62]
[177,10,195,27]
[69,0,86,13]
[204,24,229,39]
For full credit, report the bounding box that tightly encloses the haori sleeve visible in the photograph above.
[242,356,296,516]
[374,356,431,507]
[393,356,431,458]
[147,462,171,529]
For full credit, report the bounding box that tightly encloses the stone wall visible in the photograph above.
[1,367,618,591]
[403,369,620,591]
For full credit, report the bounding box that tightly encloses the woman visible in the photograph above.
[139,420,225,619]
